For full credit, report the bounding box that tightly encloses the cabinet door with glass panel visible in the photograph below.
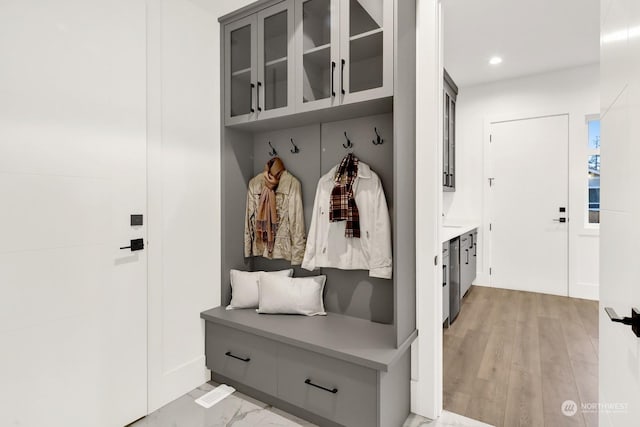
[225,15,258,126]
[295,0,393,112]
[295,0,341,113]
[225,2,295,125]
[339,0,393,105]
[257,1,295,120]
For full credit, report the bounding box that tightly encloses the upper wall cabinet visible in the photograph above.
[225,1,295,126]
[339,0,393,105]
[443,69,458,192]
[295,0,393,112]
[224,0,393,125]
[295,0,340,112]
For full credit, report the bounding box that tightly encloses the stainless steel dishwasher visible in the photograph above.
[449,237,461,324]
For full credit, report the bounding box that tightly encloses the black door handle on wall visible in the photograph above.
[605,307,640,337]
[120,238,144,252]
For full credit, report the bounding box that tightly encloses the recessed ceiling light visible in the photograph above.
[489,56,503,65]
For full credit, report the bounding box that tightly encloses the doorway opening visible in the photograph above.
[439,0,600,425]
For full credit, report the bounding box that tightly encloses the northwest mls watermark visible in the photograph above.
[562,400,628,416]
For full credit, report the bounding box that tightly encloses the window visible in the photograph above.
[587,118,600,224]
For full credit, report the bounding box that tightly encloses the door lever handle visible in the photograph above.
[553,218,567,223]
[605,307,640,337]
[120,238,144,252]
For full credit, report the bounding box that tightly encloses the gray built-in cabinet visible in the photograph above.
[442,242,450,326]
[204,1,417,426]
[443,69,457,191]
[225,0,394,126]
[460,230,477,298]
[443,229,477,327]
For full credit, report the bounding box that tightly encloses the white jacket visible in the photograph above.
[302,161,392,279]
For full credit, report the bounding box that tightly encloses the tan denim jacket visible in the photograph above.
[244,170,306,265]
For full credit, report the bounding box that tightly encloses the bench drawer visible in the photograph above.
[277,344,378,427]
[205,323,277,395]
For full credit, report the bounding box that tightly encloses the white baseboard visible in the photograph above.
[571,282,599,301]
[472,276,599,301]
[473,272,490,286]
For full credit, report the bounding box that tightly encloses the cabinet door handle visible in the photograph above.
[443,264,446,287]
[257,81,262,112]
[250,83,255,113]
[473,243,477,257]
[341,59,346,95]
[305,378,338,394]
[225,351,250,363]
[465,249,469,265]
[331,61,336,97]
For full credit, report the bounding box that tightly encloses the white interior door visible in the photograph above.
[488,115,569,295]
[0,1,147,426]
[599,0,640,422]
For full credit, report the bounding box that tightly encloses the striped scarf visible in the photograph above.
[330,153,360,238]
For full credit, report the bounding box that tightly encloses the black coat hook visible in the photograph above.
[372,127,384,145]
[290,138,300,154]
[268,141,278,157]
[343,131,353,149]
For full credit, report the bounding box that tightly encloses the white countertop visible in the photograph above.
[441,222,480,243]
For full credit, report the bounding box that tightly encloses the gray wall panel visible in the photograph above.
[252,124,321,236]
[242,115,395,324]
[320,114,394,324]
[221,128,255,305]
[251,124,321,274]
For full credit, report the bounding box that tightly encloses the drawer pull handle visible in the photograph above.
[225,351,250,363]
[304,378,338,394]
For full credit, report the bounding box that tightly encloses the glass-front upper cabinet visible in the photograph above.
[295,0,340,112]
[225,1,294,125]
[295,0,392,112]
[443,69,458,192]
[339,0,393,104]
[257,1,295,120]
[225,15,257,125]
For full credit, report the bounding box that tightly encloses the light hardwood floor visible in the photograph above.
[443,286,599,427]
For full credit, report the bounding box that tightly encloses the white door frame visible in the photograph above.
[412,0,443,420]
[480,112,571,290]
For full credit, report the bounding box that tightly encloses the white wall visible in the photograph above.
[146,0,256,412]
[444,64,600,300]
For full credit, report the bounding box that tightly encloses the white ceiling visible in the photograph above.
[443,0,600,88]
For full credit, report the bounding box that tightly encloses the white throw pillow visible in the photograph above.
[257,274,327,316]
[226,269,293,310]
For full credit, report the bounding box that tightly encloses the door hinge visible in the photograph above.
[489,268,492,275]
[489,223,492,231]
[434,255,438,266]
[490,134,492,142]
[488,177,495,187]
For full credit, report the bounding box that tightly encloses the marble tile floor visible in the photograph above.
[130,381,492,427]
